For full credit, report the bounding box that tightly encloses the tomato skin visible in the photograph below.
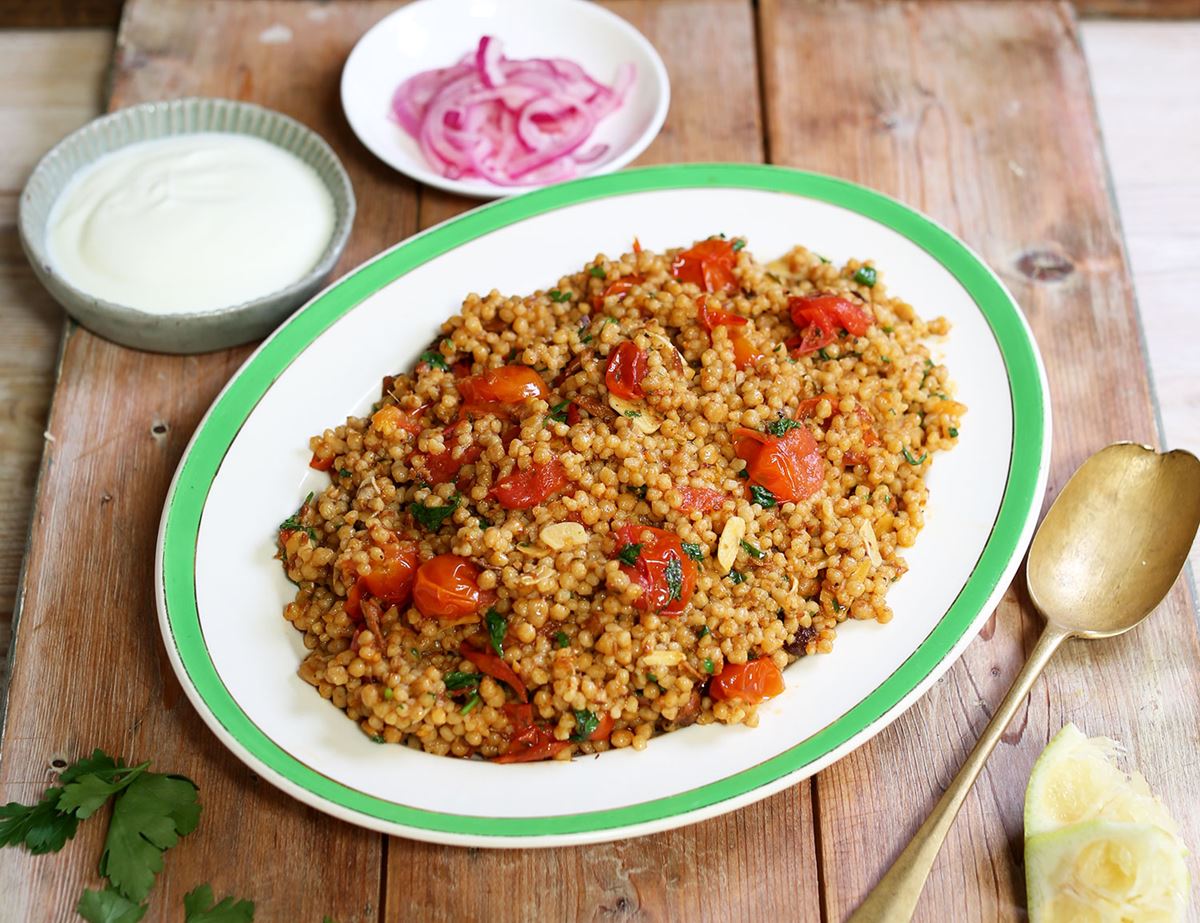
[605,341,649,400]
[677,486,726,513]
[458,366,549,413]
[590,711,615,742]
[613,524,697,616]
[709,659,785,704]
[787,294,874,357]
[344,539,419,619]
[309,452,335,471]
[415,422,484,484]
[731,330,765,370]
[591,275,643,310]
[460,643,528,702]
[671,238,739,293]
[566,402,582,426]
[733,425,825,502]
[412,554,489,621]
[494,702,568,763]
[697,299,748,331]
[491,459,570,510]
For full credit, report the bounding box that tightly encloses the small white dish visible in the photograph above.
[340,0,670,199]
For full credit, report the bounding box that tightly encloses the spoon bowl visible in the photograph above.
[1027,443,1200,638]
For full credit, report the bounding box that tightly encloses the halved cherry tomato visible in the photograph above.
[414,422,484,484]
[590,711,615,742]
[605,341,649,400]
[787,294,874,357]
[591,275,643,310]
[461,643,528,702]
[731,330,765,370]
[458,366,549,413]
[412,554,490,621]
[785,325,837,357]
[613,524,697,616]
[733,425,825,503]
[309,452,335,471]
[678,486,726,513]
[495,724,569,763]
[671,238,738,293]
[708,658,785,704]
[697,299,748,331]
[491,459,570,510]
[344,538,419,619]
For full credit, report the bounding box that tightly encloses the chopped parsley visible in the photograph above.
[545,400,571,425]
[571,709,599,742]
[278,492,314,533]
[816,347,834,361]
[697,626,710,639]
[623,410,641,418]
[485,608,507,656]
[949,427,959,438]
[410,647,421,660]
[853,266,877,287]
[816,254,831,264]
[882,325,894,333]
[383,687,394,700]
[477,514,492,529]
[728,570,746,584]
[902,447,929,466]
[419,350,449,371]
[664,555,684,602]
[547,289,572,303]
[732,239,746,252]
[736,469,749,480]
[459,694,481,716]
[681,542,705,561]
[409,493,461,531]
[337,468,352,479]
[765,417,803,437]
[589,265,607,279]
[618,543,643,566]
[749,484,777,508]
[580,334,593,344]
[370,735,386,744]
[443,671,481,691]
[832,599,844,613]
[740,539,764,559]
[703,658,715,674]
[627,484,648,499]
[919,358,934,390]
[554,631,570,649]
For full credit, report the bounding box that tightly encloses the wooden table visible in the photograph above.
[2,3,1198,920]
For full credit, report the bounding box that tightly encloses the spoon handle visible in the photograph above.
[847,622,1071,923]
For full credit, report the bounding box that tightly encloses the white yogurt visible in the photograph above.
[46,133,336,314]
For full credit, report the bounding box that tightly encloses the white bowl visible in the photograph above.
[340,0,670,199]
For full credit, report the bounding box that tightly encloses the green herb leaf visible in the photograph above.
[571,709,599,742]
[459,693,481,716]
[749,484,777,509]
[589,265,606,279]
[58,762,149,820]
[554,631,570,649]
[665,555,683,602]
[545,400,570,425]
[476,514,492,529]
[736,469,749,480]
[882,325,894,333]
[623,410,641,418]
[697,626,710,639]
[732,239,746,252]
[816,254,831,264]
[740,539,764,559]
[832,598,844,613]
[948,427,959,438]
[277,492,314,534]
[681,542,705,561]
[409,493,461,531]
[902,447,928,466]
[100,772,201,902]
[0,789,79,854]
[183,883,255,923]
[816,347,833,361]
[337,468,352,478]
[410,648,421,660]
[853,266,877,287]
[77,887,147,923]
[547,289,572,303]
[728,570,746,584]
[580,334,593,344]
[703,658,715,674]
[627,484,648,499]
[419,350,449,371]
[444,671,482,692]
[485,608,507,656]
[618,543,643,567]
[764,417,803,437]
[383,687,394,700]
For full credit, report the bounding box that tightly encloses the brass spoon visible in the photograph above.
[849,443,1200,923]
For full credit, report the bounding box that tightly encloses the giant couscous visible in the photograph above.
[276,236,964,762]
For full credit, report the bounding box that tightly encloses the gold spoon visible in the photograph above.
[849,442,1200,923]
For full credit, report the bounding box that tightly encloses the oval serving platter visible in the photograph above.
[156,164,1050,848]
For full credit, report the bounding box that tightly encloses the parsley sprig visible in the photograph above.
[410,493,461,531]
[618,543,643,566]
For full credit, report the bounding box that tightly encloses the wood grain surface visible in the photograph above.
[1,1,1197,921]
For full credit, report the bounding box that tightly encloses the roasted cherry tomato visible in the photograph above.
[671,238,739,293]
[412,554,490,621]
[787,294,874,357]
[309,452,335,471]
[344,538,419,619]
[677,485,726,513]
[605,341,649,400]
[591,274,643,310]
[458,365,549,413]
[371,403,427,437]
[495,724,569,763]
[461,643,528,702]
[566,402,583,426]
[589,711,615,742]
[696,299,748,331]
[613,524,697,616]
[491,459,570,510]
[414,422,484,484]
[731,330,765,370]
[708,658,785,704]
[733,425,825,503]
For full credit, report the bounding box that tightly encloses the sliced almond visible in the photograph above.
[717,515,747,574]
[643,650,686,667]
[540,521,587,551]
[644,331,686,375]
[608,392,661,434]
[859,519,882,568]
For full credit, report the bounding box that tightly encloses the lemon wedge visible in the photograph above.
[1025,724,1179,839]
[1026,820,1189,923]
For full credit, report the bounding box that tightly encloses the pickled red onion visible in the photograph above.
[391,36,634,187]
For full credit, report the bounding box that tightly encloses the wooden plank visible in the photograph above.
[761,0,1200,918]
[0,2,417,920]
[0,0,124,29]
[390,3,821,921]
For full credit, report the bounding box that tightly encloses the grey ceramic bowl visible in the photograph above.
[19,97,356,354]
